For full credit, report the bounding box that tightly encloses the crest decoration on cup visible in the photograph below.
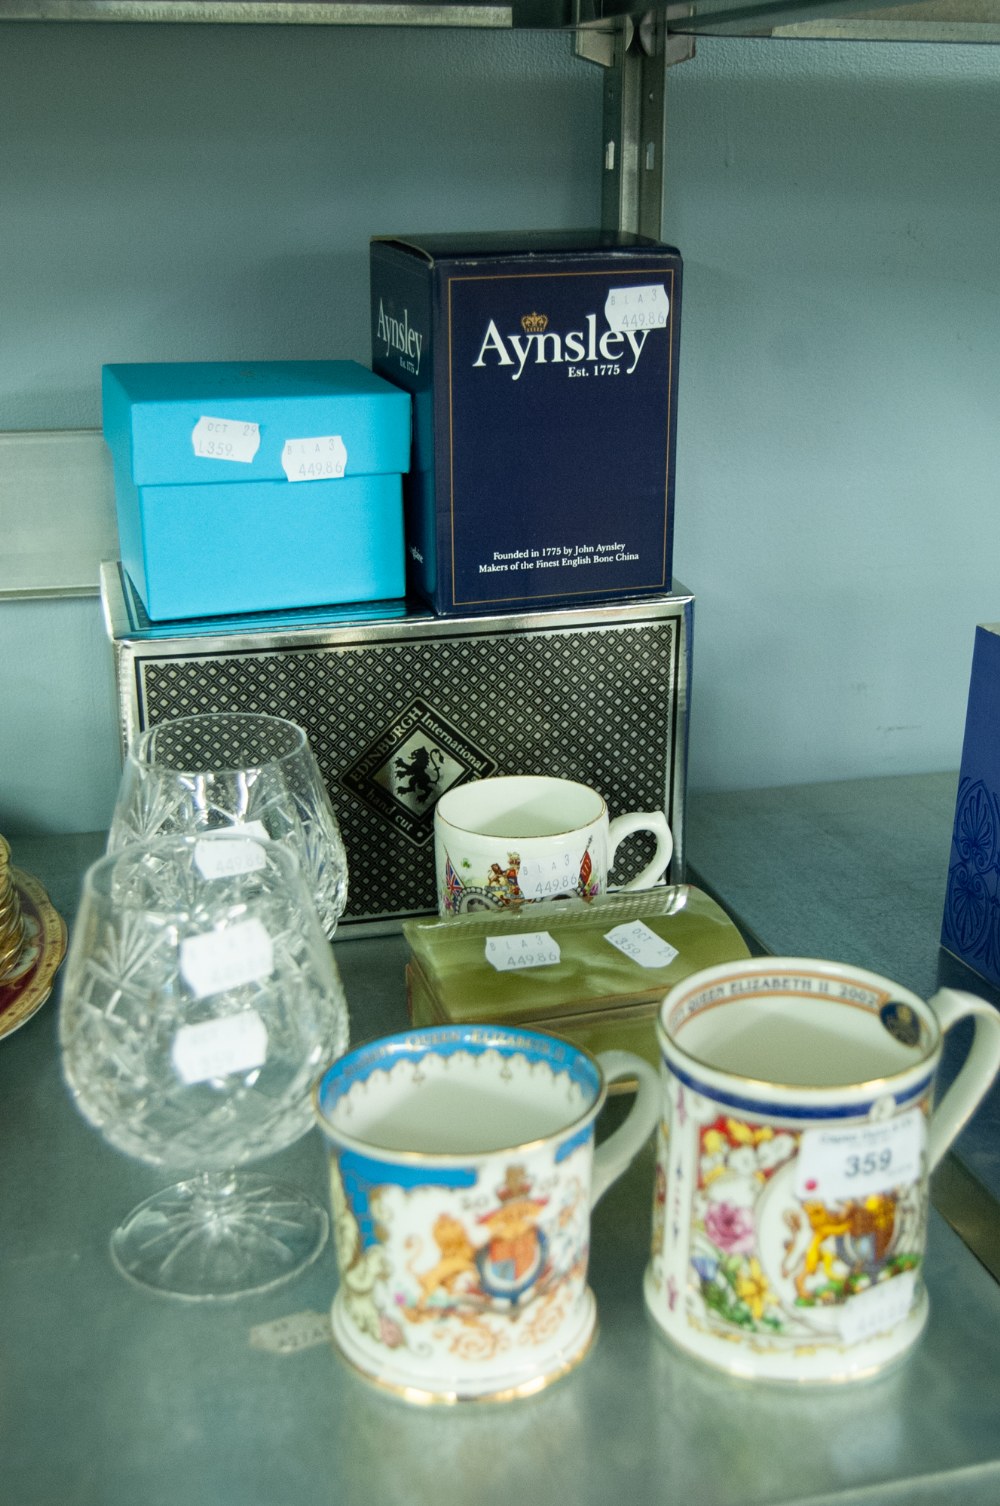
[314,1024,660,1403]
[644,957,1000,1383]
[434,774,672,916]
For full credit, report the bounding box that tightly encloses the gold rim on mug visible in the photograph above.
[658,960,943,1096]
[435,775,608,841]
[331,1308,600,1406]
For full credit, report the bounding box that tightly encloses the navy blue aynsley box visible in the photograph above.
[370,231,682,617]
[942,622,1000,987]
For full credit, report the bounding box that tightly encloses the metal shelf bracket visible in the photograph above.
[575,9,694,238]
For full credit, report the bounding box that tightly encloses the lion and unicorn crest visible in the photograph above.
[328,1152,590,1361]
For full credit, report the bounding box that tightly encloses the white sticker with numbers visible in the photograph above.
[172,1009,268,1085]
[485,932,561,973]
[604,920,679,970]
[604,284,670,334]
[191,415,260,464]
[198,820,270,845]
[517,850,586,902]
[838,1270,918,1346]
[794,1108,925,1203]
[194,837,267,880]
[179,917,274,1000]
[281,435,348,483]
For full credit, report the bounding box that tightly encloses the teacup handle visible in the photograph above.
[608,811,674,891]
[590,1050,662,1208]
[927,988,1000,1169]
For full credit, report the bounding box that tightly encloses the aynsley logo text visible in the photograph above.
[375,300,423,373]
[472,314,652,381]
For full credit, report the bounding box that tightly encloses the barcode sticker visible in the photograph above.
[281,435,348,483]
[604,284,670,334]
[179,917,274,999]
[172,1008,268,1084]
[485,932,561,972]
[191,416,260,464]
[605,920,679,970]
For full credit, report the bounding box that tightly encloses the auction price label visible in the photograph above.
[198,821,270,844]
[517,850,586,902]
[281,435,348,482]
[794,1108,925,1203]
[191,415,260,464]
[195,836,267,880]
[172,1008,268,1085]
[838,1270,918,1346]
[485,932,561,973]
[249,1310,332,1355]
[179,917,274,1000]
[604,920,679,970]
[604,284,670,334]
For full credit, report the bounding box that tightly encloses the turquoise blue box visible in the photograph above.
[101,360,411,622]
[942,622,1000,987]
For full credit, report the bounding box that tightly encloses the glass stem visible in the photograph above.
[188,1169,241,1221]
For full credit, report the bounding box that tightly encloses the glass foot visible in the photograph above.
[109,1171,329,1300]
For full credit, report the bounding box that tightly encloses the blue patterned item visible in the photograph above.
[942,623,1000,986]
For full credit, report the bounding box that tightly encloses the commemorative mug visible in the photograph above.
[434,774,673,915]
[314,1024,660,1403]
[645,957,1000,1383]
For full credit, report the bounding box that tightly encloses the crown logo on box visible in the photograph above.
[520,312,548,334]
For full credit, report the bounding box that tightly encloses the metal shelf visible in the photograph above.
[0,1,512,25]
[5,0,1000,36]
[656,0,1000,40]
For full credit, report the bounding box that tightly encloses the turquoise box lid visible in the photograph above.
[102,359,411,486]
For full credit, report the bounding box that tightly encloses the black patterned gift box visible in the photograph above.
[101,564,692,936]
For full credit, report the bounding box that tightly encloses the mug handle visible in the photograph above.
[590,1050,662,1208]
[608,810,674,891]
[926,988,1000,1169]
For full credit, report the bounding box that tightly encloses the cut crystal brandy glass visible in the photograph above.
[108,713,348,937]
[59,835,350,1299]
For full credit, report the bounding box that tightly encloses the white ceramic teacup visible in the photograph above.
[644,957,1000,1383]
[434,774,673,915]
[315,1024,660,1403]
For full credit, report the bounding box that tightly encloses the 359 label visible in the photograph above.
[604,920,679,970]
[794,1108,925,1203]
[191,415,260,464]
[172,1008,268,1085]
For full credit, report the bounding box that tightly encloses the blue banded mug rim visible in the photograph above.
[657,956,942,1111]
[313,1022,607,1164]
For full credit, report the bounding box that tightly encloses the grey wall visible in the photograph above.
[0,20,602,836]
[2,22,999,837]
[666,37,1000,792]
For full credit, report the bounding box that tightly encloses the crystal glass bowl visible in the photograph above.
[60,835,350,1298]
[108,713,348,937]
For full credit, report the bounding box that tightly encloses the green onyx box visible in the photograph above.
[404,887,752,1073]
